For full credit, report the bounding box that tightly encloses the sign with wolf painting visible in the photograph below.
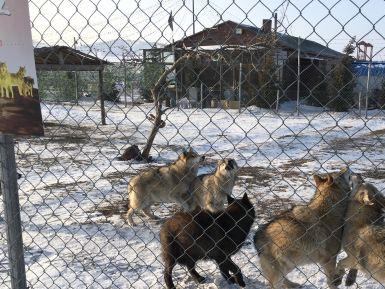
[0,0,44,136]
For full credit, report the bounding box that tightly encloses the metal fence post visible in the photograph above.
[239,62,242,113]
[99,68,106,125]
[365,54,372,119]
[74,71,79,105]
[0,135,27,289]
[131,84,134,106]
[176,79,179,111]
[276,89,280,113]
[296,37,301,116]
[358,91,362,115]
[200,82,203,109]
[124,59,127,107]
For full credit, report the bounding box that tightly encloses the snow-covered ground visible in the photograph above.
[1,100,385,288]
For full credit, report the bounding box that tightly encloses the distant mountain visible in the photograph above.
[78,38,164,62]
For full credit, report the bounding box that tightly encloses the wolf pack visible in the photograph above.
[125,148,384,289]
[0,63,34,98]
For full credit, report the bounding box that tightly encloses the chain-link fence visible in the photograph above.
[1,0,385,288]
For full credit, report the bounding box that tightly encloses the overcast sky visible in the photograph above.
[29,0,385,60]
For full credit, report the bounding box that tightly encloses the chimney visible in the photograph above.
[262,19,272,33]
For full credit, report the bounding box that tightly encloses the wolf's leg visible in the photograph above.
[218,260,235,284]
[186,263,205,283]
[125,207,135,226]
[218,258,245,287]
[142,207,159,220]
[260,256,285,289]
[9,87,13,98]
[16,85,22,96]
[335,255,357,286]
[164,259,176,289]
[321,256,340,289]
[345,269,357,287]
[283,278,302,288]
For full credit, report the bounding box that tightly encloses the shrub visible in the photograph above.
[327,38,357,112]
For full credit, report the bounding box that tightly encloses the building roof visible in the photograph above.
[169,20,343,59]
[353,61,385,77]
[238,22,342,59]
[34,46,109,71]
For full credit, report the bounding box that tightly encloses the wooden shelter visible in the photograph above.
[144,20,343,107]
[34,46,109,124]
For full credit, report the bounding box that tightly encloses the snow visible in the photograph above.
[1,100,385,288]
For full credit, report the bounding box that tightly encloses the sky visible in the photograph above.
[29,0,385,60]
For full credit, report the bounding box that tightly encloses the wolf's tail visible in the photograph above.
[253,223,268,255]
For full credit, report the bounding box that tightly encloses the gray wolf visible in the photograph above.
[253,168,354,289]
[191,158,238,212]
[160,193,255,289]
[125,148,204,226]
[0,64,27,98]
[336,181,385,286]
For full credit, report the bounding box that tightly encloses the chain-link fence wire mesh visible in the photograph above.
[1,0,385,288]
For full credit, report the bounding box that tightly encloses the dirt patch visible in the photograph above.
[368,128,385,137]
[361,168,385,180]
[248,191,296,222]
[104,171,133,186]
[97,203,128,218]
[42,181,88,191]
[280,158,314,169]
[237,166,275,186]
[93,200,180,220]
[22,121,90,145]
[327,128,385,151]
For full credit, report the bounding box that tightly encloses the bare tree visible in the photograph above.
[140,51,221,160]
[141,52,194,160]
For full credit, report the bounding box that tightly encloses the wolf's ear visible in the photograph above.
[341,166,349,173]
[242,193,249,202]
[313,174,325,186]
[227,195,235,204]
[358,190,374,206]
[182,148,188,157]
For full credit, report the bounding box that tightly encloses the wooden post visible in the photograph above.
[0,135,27,289]
[296,37,301,116]
[239,62,242,113]
[99,69,106,125]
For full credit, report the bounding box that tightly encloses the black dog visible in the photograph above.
[160,193,255,289]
